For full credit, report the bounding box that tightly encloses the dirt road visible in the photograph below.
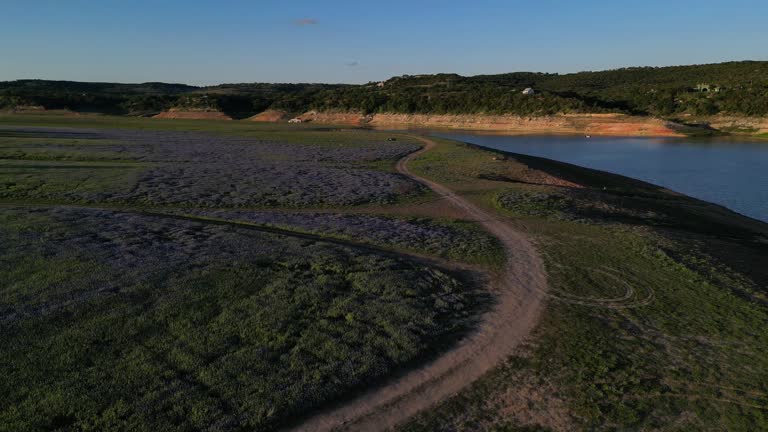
[287,136,548,431]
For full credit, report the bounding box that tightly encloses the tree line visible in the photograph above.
[2,61,767,118]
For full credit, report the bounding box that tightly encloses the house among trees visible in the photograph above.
[695,83,721,93]
[522,87,535,95]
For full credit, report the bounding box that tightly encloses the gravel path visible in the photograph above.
[288,136,548,431]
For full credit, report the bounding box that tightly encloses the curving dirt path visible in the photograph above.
[287,136,548,432]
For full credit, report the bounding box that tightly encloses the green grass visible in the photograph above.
[0,113,419,147]
[0,207,488,432]
[0,115,427,208]
[401,137,768,431]
[423,218,505,267]
[0,114,423,158]
[6,115,765,430]
[0,117,501,431]
[0,160,146,203]
[719,125,760,135]
[408,138,506,187]
[165,211,505,268]
[0,113,267,132]
[532,224,768,428]
[0,126,146,205]
[0,136,131,162]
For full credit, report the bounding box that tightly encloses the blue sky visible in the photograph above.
[2,0,767,85]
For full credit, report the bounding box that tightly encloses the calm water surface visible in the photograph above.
[433,133,768,222]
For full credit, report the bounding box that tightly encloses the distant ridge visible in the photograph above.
[2,61,767,120]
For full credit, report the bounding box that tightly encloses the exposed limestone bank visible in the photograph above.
[146,108,768,137]
[369,113,684,136]
[153,109,232,120]
[705,115,768,134]
[277,111,687,137]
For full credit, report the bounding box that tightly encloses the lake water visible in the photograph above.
[433,132,768,222]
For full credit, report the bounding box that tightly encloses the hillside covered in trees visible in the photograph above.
[2,61,767,118]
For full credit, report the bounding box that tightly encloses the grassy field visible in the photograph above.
[1,207,493,431]
[161,209,504,268]
[2,114,766,431]
[0,116,429,208]
[0,115,499,431]
[402,138,768,431]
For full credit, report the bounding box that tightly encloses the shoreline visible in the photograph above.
[5,110,768,138]
[287,112,687,137]
[254,111,768,138]
[440,136,768,224]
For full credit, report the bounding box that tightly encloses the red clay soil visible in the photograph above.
[582,116,681,136]
[153,110,232,120]
[287,137,548,432]
[247,110,290,122]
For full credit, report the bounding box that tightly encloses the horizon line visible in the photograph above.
[1,59,764,88]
